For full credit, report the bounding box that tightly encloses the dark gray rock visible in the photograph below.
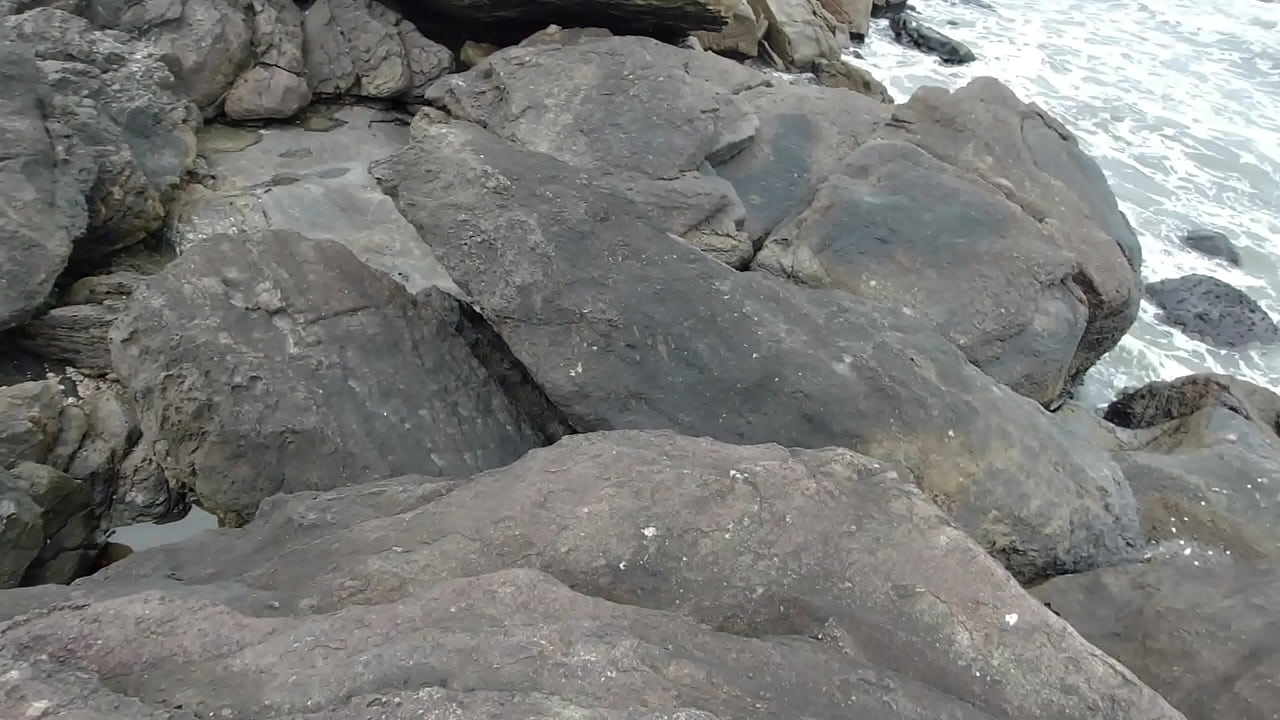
[109,229,556,525]
[373,116,1144,582]
[1145,274,1279,348]
[3,7,200,262]
[1180,227,1242,266]
[1033,559,1280,720]
[0,467,42,588]
[8,431,1184,720]
[14,304,121,376]
[7,461,100,585]
[890,13,975,65]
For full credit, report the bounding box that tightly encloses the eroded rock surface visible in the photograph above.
[1145,273,1280,349]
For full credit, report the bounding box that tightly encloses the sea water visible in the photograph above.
[852,0,1280,404]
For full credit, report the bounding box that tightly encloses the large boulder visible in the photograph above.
[1034,559,1280,720]
[1101,374,1280,561]
[5,431,1185,720]
[109,229,560,525]
[3,8,200,262]
[223,0,312,119]
[373,115,1144,582]
[1145,273,1279,349]
[748,0,847,68]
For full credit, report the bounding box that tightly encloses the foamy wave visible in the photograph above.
[851,0,1280,401]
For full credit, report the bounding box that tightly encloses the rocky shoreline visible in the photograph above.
[1,1,1277,718]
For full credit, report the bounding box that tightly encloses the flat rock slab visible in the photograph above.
[109,229,551,524]
[373,116,1143,582]
[170,105,461,297]
[7,431,1184,720]
[1034,559,1280,720]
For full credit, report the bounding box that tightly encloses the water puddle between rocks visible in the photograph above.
[107,506,219,552]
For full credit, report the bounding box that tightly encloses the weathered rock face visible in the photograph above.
[820,0,871,37]
[813,56,893,101]
[3,431,1185,720]
[0,468,42,588]
[748,0,847,68]
[1101,374,1280,561]
[0,29,78,332]
[1145,273,1279,349]
[374,115,1143,582]
[224,0,312,119]
[692,0,763,56]
[3,8,200,263]
[109,229,558,525]
[303,0,453,101]
[1034,559,1279,720]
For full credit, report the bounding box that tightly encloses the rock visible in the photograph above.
[63,271,144,306]
[871,78,1144,394]
[890,12,975,65]
[1145,274,1280,348]
[373,116,1144,581]
[224,0,312,120]
[64,384,142,490]
[0,467,43,588]
[3,8,200,262]
[6,461,99,585]
[871,0,909,17]
[820,0,872,38]
[1180,227,1242,266]
[459,39,500,66]
[813,56,893,101]
[303,0,452,101]
[1101,374,1280,560]
[11,431,1184,720]
[0,381,64,469]
[400,0,734,35]
[748,0,847,69]
[84,0,252,114]
[1033,559,1280,720]
[692,0,765,57]
[109,229,558,525]
[0,28,77,332]
[14,304,121,376]
[170,104,461,297]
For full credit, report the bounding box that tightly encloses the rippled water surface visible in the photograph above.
[854,0,1280,402]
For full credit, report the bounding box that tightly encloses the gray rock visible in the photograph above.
[170,104,461,297]
[3,8,200,262]
[224,0,312,120]
[1033,559,1280,720]
[748,0,847,69]
[890,13,976,65]
[109,229,556,525]
[13,431,1183,720]
[373,117,1144,581]
[692,0,764,57]
[14,304,121,376]
[400,0,735,34]
[0,380,65,469]
[821,0,872,37]
[1145,274,1279,349]
[813,56,893,101]
[1180,227,1241,266]
[303,0,451,101]
[0,467,42,588]
[754,140,1088,404]
[6,461,100,585]
[0,29,77,332]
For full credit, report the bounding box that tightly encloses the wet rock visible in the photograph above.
[303,0,452,101]
[224,0,312,120]
[169,105,460,297]
[0,467,42,588]
[748,0,847,69]
[1145,274,1280,349]
[12,431,1184,720]
[890,12,975,65]
[1033,559,1280,720]
[109,229,556,525]
[1179,227,1241,266]
[692,0,763,57]
[813,56,893,101]
[374,116,1144,582]
[3,8,200,263]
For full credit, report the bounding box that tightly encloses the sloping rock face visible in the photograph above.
[424,36,1141,405]
[1034,559,1279,720]
[1,431,1185,720]
[109,229,557,524]
[1101,374,1280,561]
[374,113,1143,582]
[3,8,200,263]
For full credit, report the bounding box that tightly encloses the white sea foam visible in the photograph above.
[850,0,1280,403]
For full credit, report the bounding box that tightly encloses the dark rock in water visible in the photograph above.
[1180,227,1242,266]
[3,431,1184,719]
[1033,559,1280,720]
[374,114,1145,582]
[1097,374,1280,561]
[109,229,558,525]
[872,0,911,18]
[890,12,976,65]
[1145,273,1280,349]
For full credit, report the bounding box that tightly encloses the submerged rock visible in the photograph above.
[890,12,976,65]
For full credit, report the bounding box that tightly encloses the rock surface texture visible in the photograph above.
[1145,273,1280,348]
[0,431,1186,720]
